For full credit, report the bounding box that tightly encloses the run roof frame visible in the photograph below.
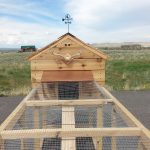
[0,85,150,149]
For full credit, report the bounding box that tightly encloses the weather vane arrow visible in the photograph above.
[62,14,73,33]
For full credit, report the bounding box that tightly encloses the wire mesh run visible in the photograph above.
[28,81,108,100]
[1,81,150,150]
[2,136,150,150]
[9,103,136,130]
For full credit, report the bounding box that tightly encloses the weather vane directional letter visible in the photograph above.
[62,14,73,33]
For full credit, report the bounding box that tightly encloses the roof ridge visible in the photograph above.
[27,32,107,60]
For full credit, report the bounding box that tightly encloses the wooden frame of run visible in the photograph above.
[0,85,150,150]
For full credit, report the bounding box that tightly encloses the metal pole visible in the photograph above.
[62,14,72,33]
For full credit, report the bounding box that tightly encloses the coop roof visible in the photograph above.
[28,33,107,61]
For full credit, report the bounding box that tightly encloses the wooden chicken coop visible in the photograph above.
[0,33,150,150]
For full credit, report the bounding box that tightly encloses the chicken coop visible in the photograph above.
[0,33,150,150]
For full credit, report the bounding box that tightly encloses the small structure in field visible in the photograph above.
[19,45,37,52]
[121,44,142,50]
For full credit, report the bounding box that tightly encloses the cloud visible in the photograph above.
[0,0,150,47]
[0,18,65,47]
[65,0,150,26]
[0,0,66,47]
[65,0,150,42]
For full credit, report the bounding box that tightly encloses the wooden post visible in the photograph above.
[79,82,83,99]
[0,137,4,150]
[96,105,103,150]
[62,107,76,150]
[137,138,143,150]
[111,105,116,150]
[88,109,93,128]
[20,112,28,150]
[21,139,28,150]
[34,107,41,150]
[40,107,47,149]
[139,135,150,150]
[55,82,58,99]
[42,107,47,129]
[37,85,45,100]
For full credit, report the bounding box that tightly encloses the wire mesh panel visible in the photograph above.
[58,82,79,100]
[1,136,150,150]
[7,103,136,130]
[28,81,107,100]
[42,138,61,150]
[75,104,136,128]
[13,106,62,130]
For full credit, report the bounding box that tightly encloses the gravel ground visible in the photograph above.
[112,91,150,130]
[0,96,24,125]
[0,91,150,130]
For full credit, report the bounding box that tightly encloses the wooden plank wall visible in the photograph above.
[31,46,106,88]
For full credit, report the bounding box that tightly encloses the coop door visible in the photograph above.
[58,82,79,100]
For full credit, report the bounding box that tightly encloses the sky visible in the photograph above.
[0,0,150,48]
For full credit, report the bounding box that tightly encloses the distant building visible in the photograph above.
[121,44,142,50]
[19,45,37,52]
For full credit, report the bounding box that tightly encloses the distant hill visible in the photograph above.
[92,42,150,48]
[0,48,20,52]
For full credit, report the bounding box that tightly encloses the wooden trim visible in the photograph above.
[1,128,141,139]
[0,137,4,150]
[28,33,107,61]
[0,89,36,131]
[26,99,113,107]
[31,59,105,71]
[34,107,41,150]
[68,36,107,59]
[28,35,69,61]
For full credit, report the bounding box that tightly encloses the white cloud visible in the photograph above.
[0,18,65,47]
[0,0,66,47]
[65,0,150,42]
[65,0,150,25]
[0,0,150,47]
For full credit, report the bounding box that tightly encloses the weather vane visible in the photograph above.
[62,14,73,33]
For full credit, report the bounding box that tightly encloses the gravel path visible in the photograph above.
[112,91,150,130]
[0,96,24,125]
[0,91,150,129]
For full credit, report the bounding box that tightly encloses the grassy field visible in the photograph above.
[0,52,31,96]
[0,50,150,96]
[104,50,150,90]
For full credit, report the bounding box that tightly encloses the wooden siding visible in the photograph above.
[30,37,106,87]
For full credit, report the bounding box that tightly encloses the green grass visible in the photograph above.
[103,50,150,90]
[0,50,150,96]
[0,52,31,96]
